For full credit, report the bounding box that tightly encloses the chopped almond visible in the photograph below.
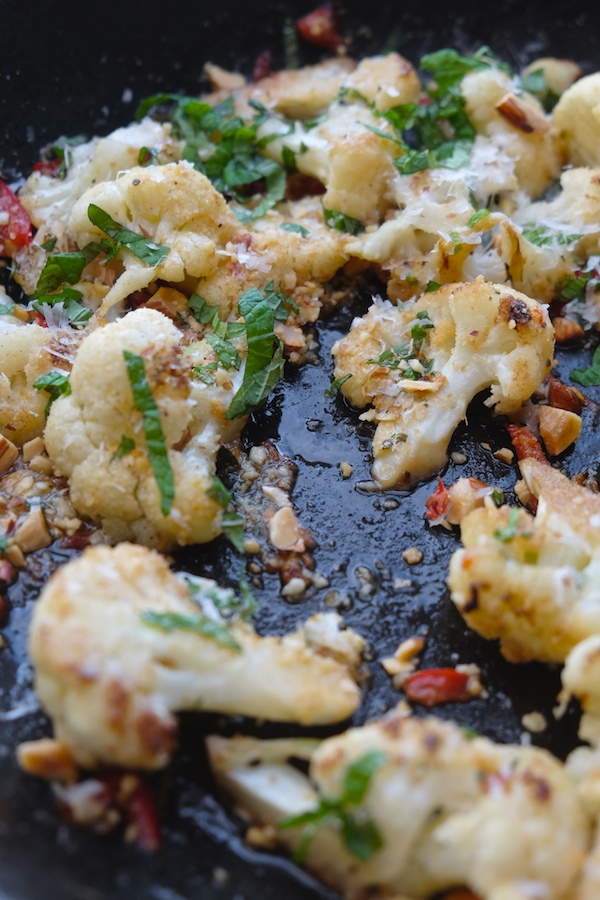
[0,434,19,475]
[538,406,582,456]
[548,378,584,415]
[17,738,78,783]
[551,316,585,345]
[13,507,52,553]
[495,92,549,133]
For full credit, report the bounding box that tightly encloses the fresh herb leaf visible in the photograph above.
[468,209,490,227]
[555,273,590,303]
[323,207,363,235]
[493,506,531,541]
[0,536,7,556]
[522,224,581,247]
[420,46,510,91]
[425,280,441,293]
[193,361,218,384]
[187,294,217,324]
[33,371,71,414]
[381,432,408,449]
[448,231,463,254]
[88,204,170,266]
[0,301,15,316]
[205,333,242,370]
[34,244,102,297]
[571,344,600,386]
[280,222,310,237]
[520,67,546,96]
[123,350,175,516]
[280,750,385,861]
[208,475,233,508]
[33,286,92,325]
[411,311,434,350]
[221,509,246,551]
[225,287,288,420]
[111,435,135,461]
[140,610,241,652]
[325,373,352,398]
[491,488,504,507]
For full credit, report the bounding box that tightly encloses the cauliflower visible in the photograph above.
[461,68,564,198]
[207,707,590,900]
[27,542,364,770]
[448,458,600,664]
[0,318,83,446]
[17,118,178,248]
[203,53,420,121]
[65,160,242,318]
[43,307,244,550]
[259,97,402,225]
[331,281,554,489]
[552,73,600,167]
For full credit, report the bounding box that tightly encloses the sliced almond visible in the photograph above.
[496,92,550,133]
[539,406,582,456]
[22,436,46,463]
[0,435,19,475]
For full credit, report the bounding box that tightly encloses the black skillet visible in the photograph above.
[1,1,600,897]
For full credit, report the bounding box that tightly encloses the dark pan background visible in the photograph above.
[1,1,600,897]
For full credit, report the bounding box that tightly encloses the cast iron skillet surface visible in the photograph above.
[2,1,600,897]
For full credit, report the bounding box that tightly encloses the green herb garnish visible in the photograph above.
[323,207,363,235]
[123,350,175,516]
[493,506,531,541]
[280,222,310,237]
[88,204,170,266]
[0,301,15,316]
[280,750,385,862]
[325,373,352,398]
[33,371,71,414]
[111,435,135,461]
[571,344,600,386]
[468,209,490,227]
[140,610,241,652]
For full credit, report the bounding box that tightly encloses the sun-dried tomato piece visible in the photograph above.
[403,668,471,707]
[425,476,449,520]
[253,50,272,82]
[506,423,550,465]
[0,180,32,258]
[296,3,343,53]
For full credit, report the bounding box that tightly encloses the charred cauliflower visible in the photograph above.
[331,281,554,488]
[43,307,244,550]
[448,458,600,664]
[208,707,590,900]
[27,542,364,770]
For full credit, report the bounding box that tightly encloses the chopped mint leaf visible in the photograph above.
[323,207,363,235]
[123,351,175,517]
[111,435,135,461]
[493,506,531,541]
[33,371,71,414]
[88,204,170,266]
[571,344,600,386]
[325,373,352,398]
[140,610,241,652]
[468,209,490,227]
[280,222,310,237]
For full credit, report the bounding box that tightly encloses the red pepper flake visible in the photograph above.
[403,667,472,707]
[505,424,550,465]
[123,777,162,852]
[0,180,33,259]
[425,476,449,520]
[252,50,272,82]
[295,3,343,53]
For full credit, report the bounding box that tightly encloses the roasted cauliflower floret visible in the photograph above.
[208,708,590,900]
[43,307,243,550]
[17,119,177,248]
[28,543,364,770]
[461,68,564,198]
[448,458,600,664]
[260,98,401,224]
[0,319,83,446]
[66,160,242,317]
[331,281,554,488]
[552,73,600,167]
